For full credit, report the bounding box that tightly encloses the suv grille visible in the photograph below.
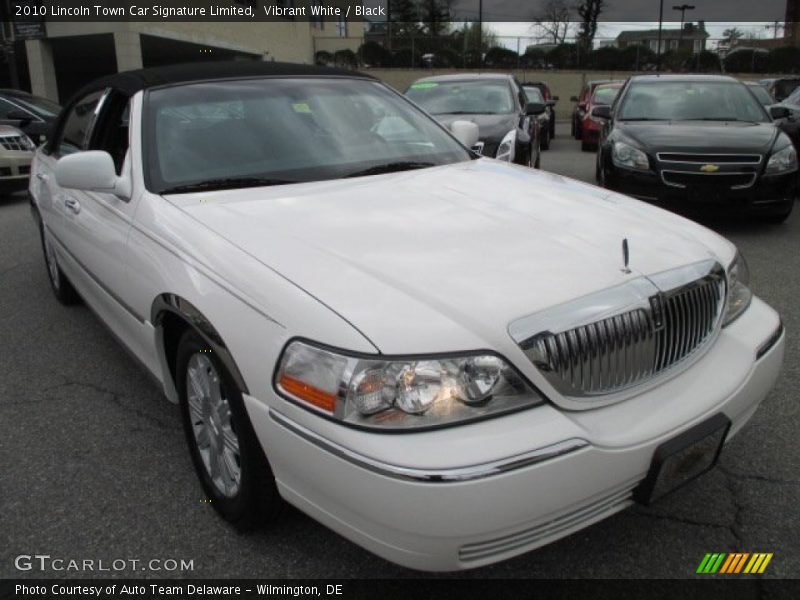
[0,135,31,151]
[522,272,725,396]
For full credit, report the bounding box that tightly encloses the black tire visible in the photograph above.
[760,200,794,224]
[550,119,556,139]
[534,142,541,169]
[176,329,281,530]
[581,140,593,152]
[574,119,582,140]
[541,128,550,151]
[38,219,80,305]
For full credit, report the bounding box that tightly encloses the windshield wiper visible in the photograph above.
[159,177,297,194]
[683,117,744,121]
[345,161,435,178]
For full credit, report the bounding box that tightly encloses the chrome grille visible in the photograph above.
[520,268,725,397]
[0,135,30,151]
[657,152,762,165]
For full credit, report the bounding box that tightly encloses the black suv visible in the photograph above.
[521,81,557,138]
[594,75,797,223]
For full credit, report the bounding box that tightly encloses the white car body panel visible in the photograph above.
[28,82,784,572]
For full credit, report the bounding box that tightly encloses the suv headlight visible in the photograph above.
[495,129,516,162]
[612,141,649,171]
[765,142,798,175]
[274,340,543,430]
[722,251,752,326]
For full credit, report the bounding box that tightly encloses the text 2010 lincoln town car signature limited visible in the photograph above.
[29,63,784,571]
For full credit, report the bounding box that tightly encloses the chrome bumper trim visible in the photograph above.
[269,409,589,483]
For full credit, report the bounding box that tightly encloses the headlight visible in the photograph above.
[21,135,35,151]
[765,142,798,175]
[612,141,649,171]
[495,129,516,162]
[722,251,752,326]
[274,340,543,430]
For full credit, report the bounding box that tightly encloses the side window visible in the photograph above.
[0,97,25,119]
[89,93,131,175]
[58,90,105,156]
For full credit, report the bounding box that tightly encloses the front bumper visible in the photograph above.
[245,297,783,571]
[0,152,32,193]
[609,166,797,214]
[582,120,601,143]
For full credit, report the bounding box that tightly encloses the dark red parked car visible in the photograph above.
[581,82,623,152]
[570,79,613,141]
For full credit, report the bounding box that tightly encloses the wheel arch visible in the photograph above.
[151,293,250,403]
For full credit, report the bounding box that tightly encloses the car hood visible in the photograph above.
[170,160,733,354]
[433,113,517,143]
[618,121,778,154]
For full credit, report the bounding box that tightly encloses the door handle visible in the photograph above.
[35,172,48,181]
[64,197,81,214]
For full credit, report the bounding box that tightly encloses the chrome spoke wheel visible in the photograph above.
[43,230,60,290]
[186,353,242,498]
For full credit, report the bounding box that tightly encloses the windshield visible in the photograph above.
[774,79,800,101]
[785,87,800,107]
[406,79,516,115]
[592,86,620,105]
[523,87,544,103]
[748,85,773,105]
[145,78,471,194]
[618,81,770,122]
[5,93,61,118]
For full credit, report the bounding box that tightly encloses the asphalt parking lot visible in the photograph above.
[1,132,798,580]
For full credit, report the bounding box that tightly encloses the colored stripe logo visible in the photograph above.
[697,552,773,574]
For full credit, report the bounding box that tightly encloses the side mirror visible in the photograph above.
[526,102,546,116]
[450,120,480,149]
[546,100,557,107]
[591,105,612,120]
[570,95,579,102]
[552,95,560,102]
[55,151,131,199]
[7,109,32,127]
[769,105,791,120]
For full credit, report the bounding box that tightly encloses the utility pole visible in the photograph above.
[673,4,695,47]
[765,21,782,39]
[656,0,664,71]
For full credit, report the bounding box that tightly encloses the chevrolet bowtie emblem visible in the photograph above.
[700,164,720,173]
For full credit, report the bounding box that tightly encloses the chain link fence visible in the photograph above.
[313,33,800,74]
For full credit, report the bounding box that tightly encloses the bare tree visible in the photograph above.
[532,0,573,45]
[576,0,605,50]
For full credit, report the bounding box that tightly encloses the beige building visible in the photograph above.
[10,3,363,102]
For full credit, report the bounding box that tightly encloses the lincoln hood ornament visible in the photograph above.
[621,238,631,274]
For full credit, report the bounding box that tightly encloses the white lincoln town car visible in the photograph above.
[29,62,784,571]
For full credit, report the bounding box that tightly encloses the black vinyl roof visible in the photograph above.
[68,60,375,100]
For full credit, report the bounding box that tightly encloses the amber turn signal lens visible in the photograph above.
[279,375,337,413]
